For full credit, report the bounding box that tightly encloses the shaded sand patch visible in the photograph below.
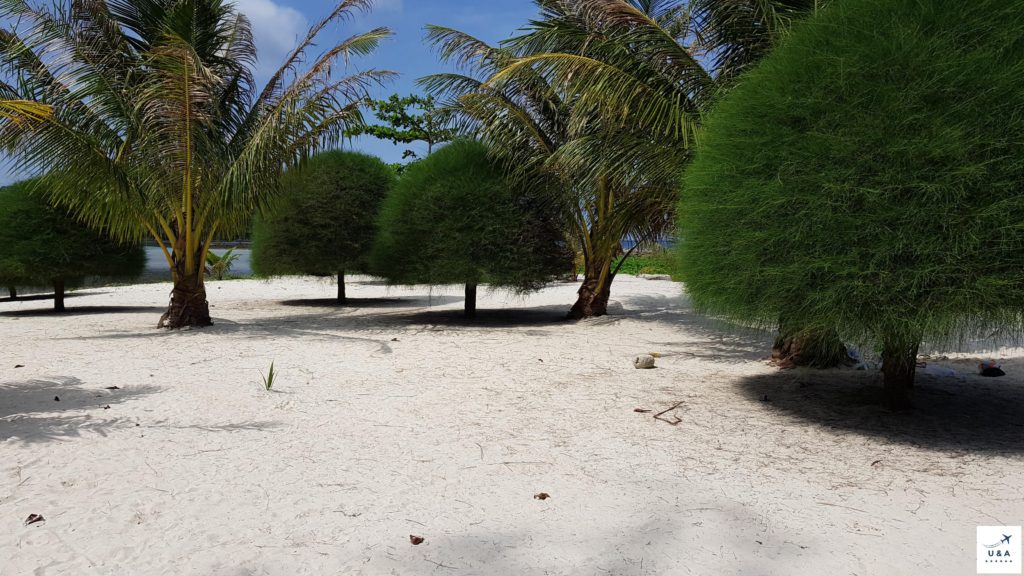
[1,276,1022,575]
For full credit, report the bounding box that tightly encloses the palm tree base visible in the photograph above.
[568,275,612,319]
[159,273,212,329]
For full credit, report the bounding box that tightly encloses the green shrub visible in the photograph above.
[370,140,572,317]
[676,0,1024,408]
[571,252,675,278]
[252,151,396,301]
[607,252,675,277]
[0,181,144,311]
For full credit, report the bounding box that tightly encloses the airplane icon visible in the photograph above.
[983,534,1013,549]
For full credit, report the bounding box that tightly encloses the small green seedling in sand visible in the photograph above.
[261,362,277,391]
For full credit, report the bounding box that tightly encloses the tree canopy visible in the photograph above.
[345,94,455,160]
[0,0,393,328]
[421,21,672,318]
[370,139,572,316]
[419,1,829,319]
[252,150,396,302]
[0,181,144,311]
[676,0,1024,408]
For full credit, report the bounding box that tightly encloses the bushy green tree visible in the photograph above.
[677,0,1024,409]
[252,151,396,302]
[370,140,572,317]
[0,182,144,311]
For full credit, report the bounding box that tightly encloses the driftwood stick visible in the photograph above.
[654,401,685,426]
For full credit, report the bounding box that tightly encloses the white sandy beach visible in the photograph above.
[1,276,1022,575]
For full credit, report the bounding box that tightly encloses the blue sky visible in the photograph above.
[235,0,541,163]
[0,0,540,184]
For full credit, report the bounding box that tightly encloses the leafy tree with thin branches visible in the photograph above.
[679,0,1024,409]
[252,150,396,302]
[0,181,144,311]
[0,0,394,328]
[346,94,455,160]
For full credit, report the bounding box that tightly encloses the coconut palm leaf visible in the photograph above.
[0,98,51,122]
[690,0,825,84]
[421,19,676,318]
[0,0,394,328]
[416,0,829,317]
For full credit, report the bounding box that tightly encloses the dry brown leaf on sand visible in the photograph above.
[409,535,425,545]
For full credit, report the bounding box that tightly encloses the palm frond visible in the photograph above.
[0,98,51,122]
[0,0,395,279]
[255,0,375,108]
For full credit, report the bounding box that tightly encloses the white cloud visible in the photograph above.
[372,0,403,13]
[231,0,308,80]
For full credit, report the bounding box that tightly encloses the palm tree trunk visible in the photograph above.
[53,279,65,312]
[6,286,15,300]
[338,270,347,303]
[881,337,918,411]
[159,267,212,329]
[569,256,614,319]
[465,283,477,318]
[569,176,619,319]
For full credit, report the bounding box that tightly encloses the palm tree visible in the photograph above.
[421,23,677,318]
[493,0,830,193]
[0,0,394,328]
[442,0,844,363]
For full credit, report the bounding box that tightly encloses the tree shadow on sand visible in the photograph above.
[190,306,570,352]
[0,376,161,443]
[394,305,568,328]
[62,300,573,345]
[378,501,804,575]
[737,369,1024,454]
[615,293,776,362]
[1,377,279,443]
[47,288,760,351]
[0,305,166,318]
[278,295,462,309]
[1,288,119,301]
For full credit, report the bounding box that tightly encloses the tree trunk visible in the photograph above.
[464,283,477,319]
[159,270,212,329]
[881,338,919,411]
[772,322,850,368]
[53,279,65,312]
[337,271,347,303]
[6,286,16,300]
[568,257,614,319]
